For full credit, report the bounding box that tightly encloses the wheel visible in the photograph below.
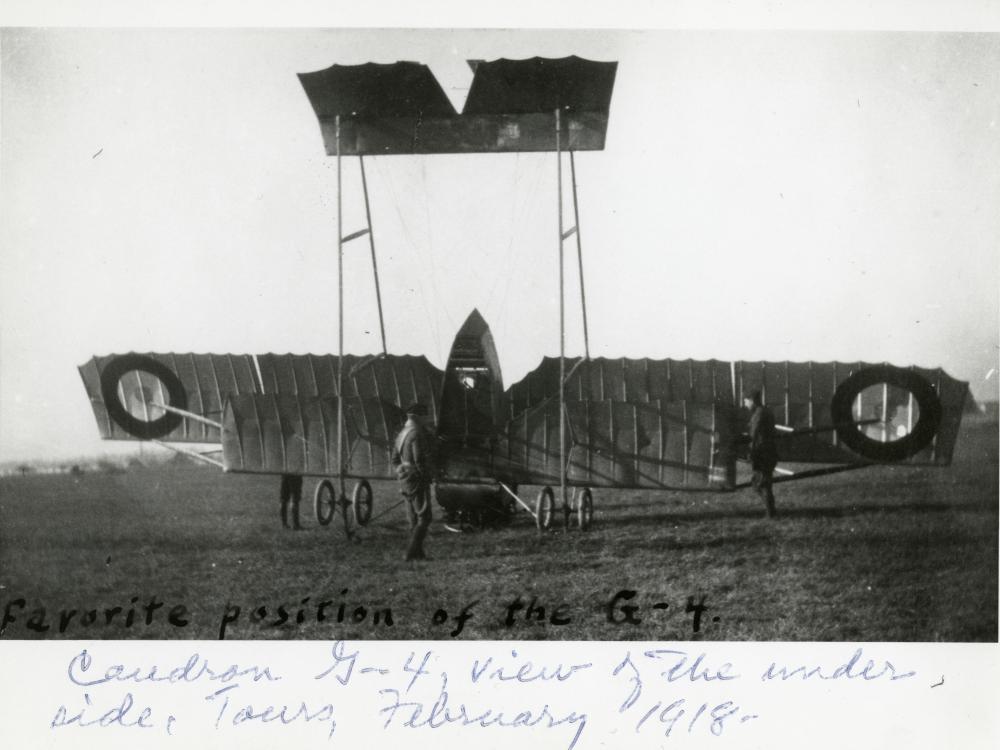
[577,487,594,531]
[314,479,336,526]
[535,486,554,531]
[352,479,373,526]
[830,365,942,461]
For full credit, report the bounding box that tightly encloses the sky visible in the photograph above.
[1,27,998,462]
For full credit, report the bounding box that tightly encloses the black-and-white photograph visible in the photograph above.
[1,26,997,647]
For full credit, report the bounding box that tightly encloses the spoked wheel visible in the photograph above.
[314,479,336,526]
[352,479,373,526]
[535,486,554,532]
[576,487,594,531]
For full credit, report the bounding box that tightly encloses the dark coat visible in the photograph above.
[748,404,778,472]
[392,420,433,495]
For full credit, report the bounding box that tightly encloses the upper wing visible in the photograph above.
[496,357,969,491]
[255,353,442,411]
[502,356,732,417]
[78,353,261,443]
[79,352,443,478]
[734,360,967,466]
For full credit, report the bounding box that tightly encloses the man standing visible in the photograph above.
[392,403,434,560]
[744,390,778,518]
[280,474,303,529]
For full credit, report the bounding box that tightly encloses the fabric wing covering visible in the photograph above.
[494,358,738,490]
[223,354,442,477]
[492,397,738,490]
[255,353,441,410]
[489,357,968,490]
[80,352,968,486]
[733,360,966,466]
[221,395,406,478]
[79,353,260,443]
[297,56,618,155]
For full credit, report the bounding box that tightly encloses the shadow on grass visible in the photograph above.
[593,499,993,530]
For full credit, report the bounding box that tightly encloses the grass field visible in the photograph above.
[1,419,996,642]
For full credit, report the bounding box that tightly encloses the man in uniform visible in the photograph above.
[743,390,778,518]
[279,474,303,529]
[392,403,434,560]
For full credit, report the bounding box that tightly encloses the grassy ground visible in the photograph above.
[1,420,995,642]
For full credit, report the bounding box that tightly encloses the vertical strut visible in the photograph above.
[556,108,567,525]
[881,380,889,443]
[336,115,346,498]
[569,151,590,360]
[359,155,388,356]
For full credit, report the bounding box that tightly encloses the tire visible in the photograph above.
[577,487,594,531]
[99,354,187,439]
[314,479,336,526]
[830,365,942,462]
[536,486,554,531]
[352,479,373,526]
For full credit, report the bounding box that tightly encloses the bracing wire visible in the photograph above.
[373,158,445,363]
[419,159,456,335]
[493,155,535,325]
[483,151,521,312]
[497,155,548,348]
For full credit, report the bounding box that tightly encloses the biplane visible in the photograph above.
[78,57,969,535]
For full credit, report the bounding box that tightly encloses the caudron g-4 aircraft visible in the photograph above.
[79,57,968,534]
